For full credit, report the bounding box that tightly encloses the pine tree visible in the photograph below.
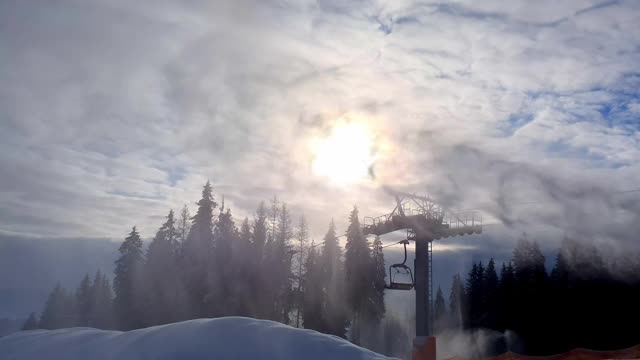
[252,202,268,263]
[252,202,269,318]
[319,220,348,338]
[433,286,447,332]
[209,203,238,316]
[21,312,39,331]
[484,258,499,329]
[89,271,114,329]
[497,262,515,331]
[449,274,466,329]
[271,203,294,324]
[344,206,371,345]
[145,210,183,325]
[75,273,93,326]
[177,204,191,244]
[510,235,548,353]
[368,235,386,324]
[39,283,74,329]
[549,245,571,353]
[268,196,280,245]
[466,262,485,328]
[302,241,323,331]
[232,216,253,317]
[114,226,145,330]
[181,181,217,318]
[293,215,309,328]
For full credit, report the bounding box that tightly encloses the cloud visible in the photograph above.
[0,0,638,251]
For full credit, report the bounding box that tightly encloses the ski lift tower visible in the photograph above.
[362,191,482,360]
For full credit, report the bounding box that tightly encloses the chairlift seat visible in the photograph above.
[387,282,414,290]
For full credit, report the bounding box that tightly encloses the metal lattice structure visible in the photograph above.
[362,190,482,337]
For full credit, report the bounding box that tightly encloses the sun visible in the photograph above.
[310,120,376,185]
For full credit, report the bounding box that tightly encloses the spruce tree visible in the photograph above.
[238,217,252,256]
[252,202,268,263]
[114,226,145,330]
[177,204,191,244]
[268,196,280,245]
[75,273,93,326]
[368,235,386,324]
[511,235,548,353]
[449,274,466,329]
[145,210,183,325]
[209,204,238,316]
[39,283,73,329]
[89,271,114,329]
[433,286,447,332]
[252,202,269,318]
[181,181,217,318]
[271,203,294,324]
[484,258,499,329]
[302,241,323,331]
[293,215,309,328]
[497,262,515,331]
[319,220,348,338]
[549,246,571,353]
[344,206,370,345]
[21,312,39,331]
[232,216,253,317]
[466,262,485,328]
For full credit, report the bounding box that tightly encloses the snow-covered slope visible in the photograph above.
[0,317,392,360]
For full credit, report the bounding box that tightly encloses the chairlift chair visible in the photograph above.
[386,240,414,290]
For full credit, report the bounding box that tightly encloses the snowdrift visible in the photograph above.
[0,317,392,360]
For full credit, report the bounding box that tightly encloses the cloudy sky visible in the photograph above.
[1,0,639,252]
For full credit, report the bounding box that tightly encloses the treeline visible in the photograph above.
[25,181,388,351]
[436,236,640,356]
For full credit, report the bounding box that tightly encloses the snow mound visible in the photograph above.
[0,317,392,360]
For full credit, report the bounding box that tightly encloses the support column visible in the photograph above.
[414,232,436,360]
[414,233,431,336]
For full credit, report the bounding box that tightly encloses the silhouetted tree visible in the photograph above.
[232,217,253,316]
[177,204,191,244]
[293,215,309,328]
[181,181,217,318]
[497,262,515,332]
[145,210,184,325]
[319,220,348,338]
[39,283,75,329]
[483,258,499,329]
[449,274,466,329]
[21,312,38,331]
[88,271,114,329]
[466,262,485,328]
[366,235,386,324]
[302,241,323,330]
[344,206,371,345]
[433,286,447,333]
[511,235,547,353]
[264,203,294,323]
[75,273,92,326]
[114,226,145,330]
[252,202,269,318]
[208,202,238,316]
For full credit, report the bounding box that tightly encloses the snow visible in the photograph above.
[0,317,392,360]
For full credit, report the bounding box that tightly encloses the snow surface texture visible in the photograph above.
[0,317,393,360]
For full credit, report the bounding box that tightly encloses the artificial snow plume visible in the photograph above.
[0,317,392,360]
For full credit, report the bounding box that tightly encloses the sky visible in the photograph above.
[1,0,639,256]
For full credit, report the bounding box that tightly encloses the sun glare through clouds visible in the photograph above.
[311,120,377,186]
